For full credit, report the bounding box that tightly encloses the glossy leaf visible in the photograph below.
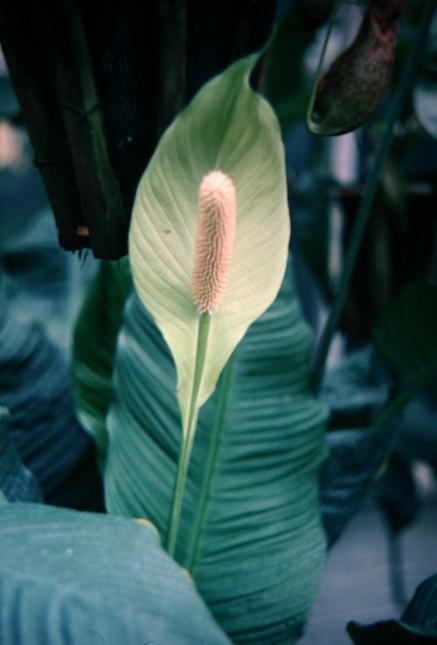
[103,261,327,643]
[129,54,290,434]
[0,503,229,644]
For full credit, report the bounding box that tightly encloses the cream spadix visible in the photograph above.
[192,171,236,314]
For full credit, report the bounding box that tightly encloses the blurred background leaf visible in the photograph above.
[0,406,41,503]
[374,280,437,398]
[321,278,437,547]
[72,259,131,465]
[0,124,103,509]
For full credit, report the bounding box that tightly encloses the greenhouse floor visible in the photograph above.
[301,467,437,644]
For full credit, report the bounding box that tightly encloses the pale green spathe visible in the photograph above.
[129,55,290,433]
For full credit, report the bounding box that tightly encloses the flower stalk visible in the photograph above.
[166,170,236,557]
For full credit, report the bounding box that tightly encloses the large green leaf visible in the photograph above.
[129,54,290,434]
[0,503,229,644]
[103,261,327,643]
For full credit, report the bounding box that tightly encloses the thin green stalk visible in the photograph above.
[166,313,211,557]
[166,419,198,558]
[185,354,236,573]
[310,0,435,394]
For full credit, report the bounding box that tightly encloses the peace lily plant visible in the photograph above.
[129,54,291,556]
[3,3,437,641]
[74,52,326,643]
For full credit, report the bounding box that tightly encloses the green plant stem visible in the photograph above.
[185,353,236,573]
[310,0,435,395]
[166,313,211,558]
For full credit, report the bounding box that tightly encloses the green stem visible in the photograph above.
[166,313,211,558]
[185,353,236,573]
[310,0,435,394]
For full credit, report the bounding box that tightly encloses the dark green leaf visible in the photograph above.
[264,4,315,132]
[374,280,437,397]
[0,503,229,644]
[72,260,131,463]
[347,574,437,643]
